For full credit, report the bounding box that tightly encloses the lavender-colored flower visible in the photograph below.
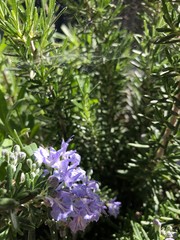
[71,181,100,204]
[34,146,61,168]
[50,190,73,221]
[71,183,104,221]
[76,197,102,218]
[34,136,74,169]
[86,198,104,221]
[71,184,87,198]
[85,180,99,197]
[63,167,86,187]
[34,137,121,233]
[34,146,49,166]
[68,198,102,233]
[106,199,121,218]
[51,160,84,188]
[60,136,73,153]
[68,215,89,233]
[62,151,81,170]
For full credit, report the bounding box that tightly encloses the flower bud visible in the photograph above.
[48,176,59,188]
[45,219,53,227]
[13,145,21,153]
[42,169,49,177]
[167,225,173,231]
[32,163,37,172]
[18,152,26,160]
[153,219,161,232]
[173,232,178,239]
[0,188,7,195]
[30,172,36,178]
[26,159,32,169]
[166,231,173,238]
[48,188,58,198]
[1,149,8,159]
[9,153,17,165]
[20,172,26,183]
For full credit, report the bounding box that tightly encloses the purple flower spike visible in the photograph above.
[34,137,121,233]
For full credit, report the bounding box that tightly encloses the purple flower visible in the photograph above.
[63,167,86,187]
[62,151,81,170]
[34,146,49,166]
[85,198,104,221]
[106,199,121,218]
[34,146,61,168]
[68,215,89,233]
[54,152,82,183]
[51,161,84,189]
[50,190,73,221]
[34,137,121,233]
[71,185,104,222]
[71,180,100,200]
[68,198,101,233]
[34,136,74,169]
[85,180,99,197]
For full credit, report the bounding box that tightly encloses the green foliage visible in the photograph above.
[0,140,48,240]
[117,1,180,239]
[0,0,179,239]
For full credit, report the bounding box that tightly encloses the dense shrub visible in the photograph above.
[0,0,179,239]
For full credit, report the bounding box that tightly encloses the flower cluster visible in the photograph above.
[34,137,121,233]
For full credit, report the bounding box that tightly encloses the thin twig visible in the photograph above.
[155,81,180,159]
